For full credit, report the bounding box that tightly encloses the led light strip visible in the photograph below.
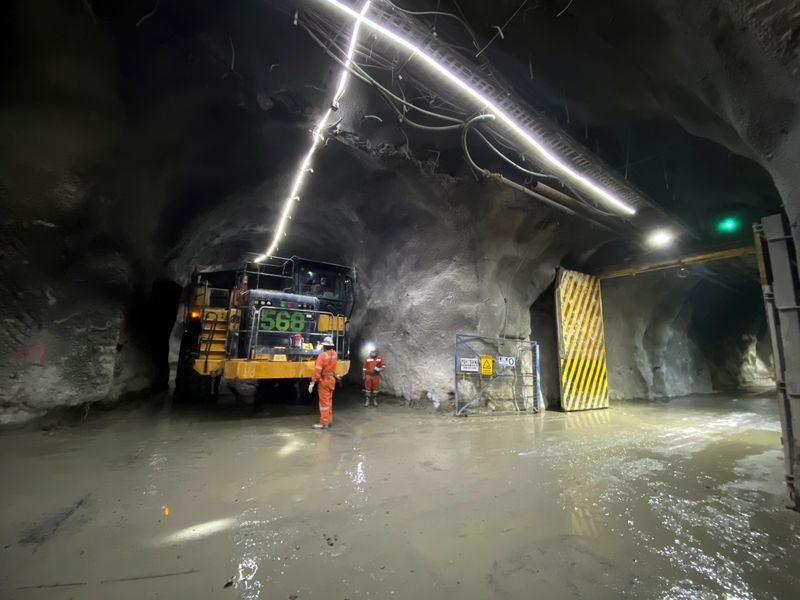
[255,0,371,262]
[315,0,637,216]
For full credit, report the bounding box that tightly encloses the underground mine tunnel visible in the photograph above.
[2,0,800,597]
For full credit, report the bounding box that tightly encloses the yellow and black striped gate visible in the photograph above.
[555,268,609,411]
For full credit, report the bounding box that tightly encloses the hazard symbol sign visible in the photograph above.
[480,355,493,375]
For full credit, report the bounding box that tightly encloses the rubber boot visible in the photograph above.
[364,392,370,407]
[312,423,330,430]
[372,392,379,407]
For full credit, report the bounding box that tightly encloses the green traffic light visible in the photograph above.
[716,216,740,234]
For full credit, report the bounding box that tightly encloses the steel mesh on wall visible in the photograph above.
[454,334,541,415]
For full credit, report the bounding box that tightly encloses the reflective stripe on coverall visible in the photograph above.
[362,355,386,392]
[313,348,338,425]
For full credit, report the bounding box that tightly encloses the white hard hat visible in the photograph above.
[321,336,334,346]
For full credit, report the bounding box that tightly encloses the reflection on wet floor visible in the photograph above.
[0,391,798,599]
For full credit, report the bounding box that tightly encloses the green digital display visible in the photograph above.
[259,309,307,332]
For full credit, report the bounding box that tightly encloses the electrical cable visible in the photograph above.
[306,9,607,223]
[305,7,476,115]
[301,6,628,223]
[460,114,495,176]
[305,12,582,196]
[300,23,375,87]
[302,10,472,119]
[304,25,466,124]
[462,116,620,222]
[386,2,480,44]
[473,112,627,217]
[472,129,554,179]
[375,86,465,130]
[484,127,524,153]
[461,115,566,209]
[304,5,602,199]
[472,128,627,219]
[562,182,626,217]
[398,115,464,131]
[475,0,528,58]
[384,0,489,67]
[314,0,638,214]
[255,1,372,261]
[352,64,464,122]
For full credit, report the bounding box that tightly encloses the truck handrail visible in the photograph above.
[203,311,219,374]
[245,306,347,360]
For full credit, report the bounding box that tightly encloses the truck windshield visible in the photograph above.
[299,268,346,300]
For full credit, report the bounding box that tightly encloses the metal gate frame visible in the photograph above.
[453,333,541,416]
[757,215,800,510]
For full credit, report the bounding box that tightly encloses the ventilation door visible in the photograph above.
[555,268,609,411]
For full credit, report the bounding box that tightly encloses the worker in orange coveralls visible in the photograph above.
[308,336,337,429]
[362,348,386,407]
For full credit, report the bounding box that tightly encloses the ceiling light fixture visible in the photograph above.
[255,1,371,262]
[646,229,675,248]
[315,0,637,216]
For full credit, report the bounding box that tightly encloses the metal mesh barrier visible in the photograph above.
[454,334,541,416]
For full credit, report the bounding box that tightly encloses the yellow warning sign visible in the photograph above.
[480,355,493,375]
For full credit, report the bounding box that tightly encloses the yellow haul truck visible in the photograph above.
[174,256,354,401]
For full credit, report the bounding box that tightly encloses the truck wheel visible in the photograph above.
[188,370,213,403]
[174,332,192,399]
[175,331,211,403]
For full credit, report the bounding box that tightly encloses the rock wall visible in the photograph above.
[0,2,132,423]
[0,0,270,422]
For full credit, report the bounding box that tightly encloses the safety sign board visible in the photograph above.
[498,356,517,368]
[460,357,480,373]
[481,355,493,375]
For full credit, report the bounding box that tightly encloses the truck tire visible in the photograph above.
[174,330,212,403]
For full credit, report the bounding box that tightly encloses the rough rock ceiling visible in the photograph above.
[76,0,786,264]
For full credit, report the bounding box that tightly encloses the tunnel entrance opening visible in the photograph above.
[530,282,561,410]
[601,252,773,401]
[123,278,183,394]
[688,280,774,393]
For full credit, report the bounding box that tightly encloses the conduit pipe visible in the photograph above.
[461,115,578,217]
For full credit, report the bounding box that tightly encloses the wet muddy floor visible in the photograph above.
[1,390,798,599]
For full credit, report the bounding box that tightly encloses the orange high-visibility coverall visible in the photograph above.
[312,348,338,425]
[362,354,386,392]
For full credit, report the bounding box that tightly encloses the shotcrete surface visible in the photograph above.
[1,391,797,599]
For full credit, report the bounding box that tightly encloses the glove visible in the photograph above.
[373,367,382,374]
[308,382,315,394]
